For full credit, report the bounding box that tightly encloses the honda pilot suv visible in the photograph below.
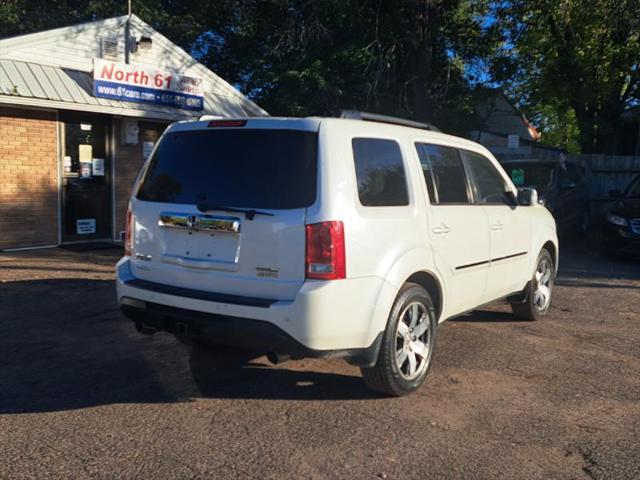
[116,112,558,396]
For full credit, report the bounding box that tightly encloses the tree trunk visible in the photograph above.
[572,104,597,154]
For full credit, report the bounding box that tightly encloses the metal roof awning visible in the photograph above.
[0,58,252,121]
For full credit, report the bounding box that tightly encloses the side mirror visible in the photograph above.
[609,189,622,198]
[517,187,539,206]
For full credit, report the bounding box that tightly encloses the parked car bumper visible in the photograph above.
[601,224,640,254]
[115,257,392,365]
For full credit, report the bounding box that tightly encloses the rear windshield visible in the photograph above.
[137,129,318,209]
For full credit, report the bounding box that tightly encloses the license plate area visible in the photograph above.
[158,212,241,270]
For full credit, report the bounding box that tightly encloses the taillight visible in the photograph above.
[124,207,134,256]
[208,119,247,127]
[305,221,345,280]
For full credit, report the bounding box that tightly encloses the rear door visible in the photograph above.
[130,124,318,301]
[415,142,490,316]
[558,163,588,229]
[463,151,530,300]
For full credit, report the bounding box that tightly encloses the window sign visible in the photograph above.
[92,158,105,176]
[77,219,96,235]
[511,168,525,186]
[79,144,93,178]
[93,58,204,111]
[80,123,92,131]
[143,141,155,161]
[63,155,73,176]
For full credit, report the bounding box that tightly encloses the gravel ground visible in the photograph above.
[0,240,638,479]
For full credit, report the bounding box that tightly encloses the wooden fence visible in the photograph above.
[496,152,640,224]
[570,155,640,221]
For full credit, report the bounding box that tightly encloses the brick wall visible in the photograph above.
[0,107,58,250]
[113,120,166,239]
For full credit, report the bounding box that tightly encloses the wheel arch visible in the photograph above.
[404,271,444,323]
[541,239,559,274]
[369,248,446,339]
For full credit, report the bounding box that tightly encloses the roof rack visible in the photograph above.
[340,110,441,132]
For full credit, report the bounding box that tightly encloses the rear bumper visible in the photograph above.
[119,297,382,365]
[116,257,395,362]
[602,224,640,254]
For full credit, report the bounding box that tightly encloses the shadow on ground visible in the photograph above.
[1,238,638,414]
[0,278,377,415]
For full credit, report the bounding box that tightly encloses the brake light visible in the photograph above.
[124,207,134,256]
[208,119,247,128]
[305,221,345,280]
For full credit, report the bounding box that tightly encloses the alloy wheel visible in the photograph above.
[395,302,433,381]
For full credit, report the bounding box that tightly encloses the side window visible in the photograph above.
[464,151,513,205]
[352,138,409,206]
[415,143,470,204]
[560,163,582,186]
[414,143,437,202]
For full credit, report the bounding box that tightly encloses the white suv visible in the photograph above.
[116,112,558,396]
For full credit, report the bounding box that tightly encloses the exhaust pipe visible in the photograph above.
[266,352,290,365]
[135,321,157,335]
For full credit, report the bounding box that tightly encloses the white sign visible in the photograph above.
[93,58,204,111]
[77,219,96,235]
[92,158,105,176]
[80,162,92,178]
[143,141,155,161]
[507,134,520,149]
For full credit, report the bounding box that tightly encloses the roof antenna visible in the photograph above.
[124,0,132,64]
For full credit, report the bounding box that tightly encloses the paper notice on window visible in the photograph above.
[79,144,93,162]
[511,168,525,186]
[77,219,96,235]
[143,141,155,161]
[92,158,105,176]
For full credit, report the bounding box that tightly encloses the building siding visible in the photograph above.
[0,107,58,249]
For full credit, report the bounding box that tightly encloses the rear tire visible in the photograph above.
[511,249,555,321]
[361,283,437,397]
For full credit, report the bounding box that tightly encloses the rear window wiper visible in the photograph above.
[196,203,275,220]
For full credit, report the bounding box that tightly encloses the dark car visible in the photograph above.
[602,174,640,256]
[500,159,590,235]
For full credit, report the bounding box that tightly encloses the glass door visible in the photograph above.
[61,117,111,242]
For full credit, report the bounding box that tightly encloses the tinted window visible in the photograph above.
[417,144,470,204]
[504,163,555,188]
[626,176,640,198]
[352,138,409,206]
[137,129,317,209]
[465,151,512,204]
[414,144,437,203]
[559,163,583,186]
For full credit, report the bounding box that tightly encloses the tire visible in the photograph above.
[361,283,437,397]
[511,249,555,321]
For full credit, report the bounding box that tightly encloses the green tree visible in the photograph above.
[1,1,498,135]
[492,0,640,153]
[198,0,497,134]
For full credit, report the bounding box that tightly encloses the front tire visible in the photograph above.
[511,249,555,321]
[361,283,437,397]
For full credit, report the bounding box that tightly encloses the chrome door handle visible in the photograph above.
[432,225,450,235]
[491,223,504,231]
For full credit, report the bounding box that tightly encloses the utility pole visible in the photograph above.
[124,0,132,64]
